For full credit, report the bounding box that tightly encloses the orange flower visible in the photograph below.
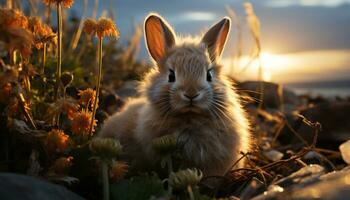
[28,17,56,49]
[45,129,70,153]
[83,18,97,35]
[0,8,33,57]
[83,18,119,39]
[96,18,119,38]
[109,161,129,181]
[42,0,74,8]
[50,156,73,175]
[0,8,28,29]
[78,88,97,109]
[71,110,97,135]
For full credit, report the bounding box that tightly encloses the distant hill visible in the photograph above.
[286,79,350,89]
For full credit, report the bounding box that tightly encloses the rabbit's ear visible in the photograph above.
[201,17,231,62]
[144,13,176,63]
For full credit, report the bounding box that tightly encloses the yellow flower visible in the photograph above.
[42,0,74,8]
[71,110,96,135]
[83,18,119,39]
[109,161,128,181]
[49,156,74,175]
[78,88,97,109]
[45,129,70,153]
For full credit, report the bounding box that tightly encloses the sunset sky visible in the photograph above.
[69,0,350,83]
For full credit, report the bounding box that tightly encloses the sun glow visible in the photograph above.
[224,51,295,82]
[223,50,350,83]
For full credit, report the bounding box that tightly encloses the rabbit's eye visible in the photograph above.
[207,69,213,82]
[168,69,175,82]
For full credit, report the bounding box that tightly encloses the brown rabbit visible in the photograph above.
[100,13,252,176]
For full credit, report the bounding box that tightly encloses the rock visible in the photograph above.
[288,166,350,200]
[263,149,284,162]
[298,102,350,148]
[252,165,350,200]
[237,81,300,110]
[0,173,84,200]
[339,140,350,164]
[273,164,325,188]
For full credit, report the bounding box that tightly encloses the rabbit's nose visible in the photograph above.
[184,93,200,101]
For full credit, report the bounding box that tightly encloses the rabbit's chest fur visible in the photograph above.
[135,103,244,175]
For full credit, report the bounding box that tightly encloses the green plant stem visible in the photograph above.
[89,37,103,135]
[101,162,109,200]
[187,185,195,200]
[167,157,173,193]
[166,156,173,174]
[54,2,62,127]
[55,2,62,102]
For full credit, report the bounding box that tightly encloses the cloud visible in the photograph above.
[168,11,217,24]
[266,0,350,7]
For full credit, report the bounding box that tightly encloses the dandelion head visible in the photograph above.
[45,129,70,153]
[168,168,203,191]
[71,110,96,135]
[96,18,119,38]
[109,161,129,181]
[152,134,177,156]
[83,18,97,35]
[89,138,122,162]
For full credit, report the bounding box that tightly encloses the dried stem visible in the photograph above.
[89,37,103,135]
[41,43,47,74]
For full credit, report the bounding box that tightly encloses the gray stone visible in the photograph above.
[252,165,350,200]
[0,173,84,200]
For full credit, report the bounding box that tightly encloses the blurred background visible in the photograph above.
[8,0,350,97]
[68,0,350,97]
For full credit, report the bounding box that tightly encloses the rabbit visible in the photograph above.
[99,13,252,176]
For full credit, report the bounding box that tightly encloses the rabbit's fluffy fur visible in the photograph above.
[100,13,252,176]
